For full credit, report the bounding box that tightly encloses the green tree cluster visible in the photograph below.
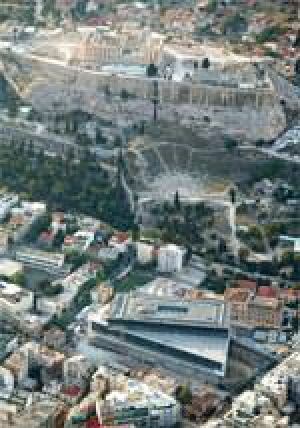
[154,199,213,248]
[36,279,63,296]
[0,143,133,231]
[256,26,285,44]
[222,13,247,35]
[176,384,193,405]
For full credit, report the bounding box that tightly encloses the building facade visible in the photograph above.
[158,244,185,273]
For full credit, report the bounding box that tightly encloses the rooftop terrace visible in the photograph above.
[110,292,229,328]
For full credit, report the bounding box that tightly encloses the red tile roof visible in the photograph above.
[86,417,102,428]
[64,235,76,245]
[257,286,277,299]
[63,385,81,397]
[114,232,129,243]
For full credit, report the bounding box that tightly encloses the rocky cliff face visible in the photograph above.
[0,52,288,142]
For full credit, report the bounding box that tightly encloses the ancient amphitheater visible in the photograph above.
[124,125,281,201]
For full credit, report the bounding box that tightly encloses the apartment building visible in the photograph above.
[37,263,97,316]
[0,194,18,222]
[158,244,185,273]
[136,242,154,265]
[97,378,181,428]
[16,247,65,274]
[0,280,33,318]
[8,201,46,243]
[63,355,90,387]
[225,287,284,329]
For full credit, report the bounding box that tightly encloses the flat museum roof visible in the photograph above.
[111,292,229,327]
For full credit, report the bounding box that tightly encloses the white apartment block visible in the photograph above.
[0,194,18,222]
[0,280,33,317]
[158,244,185,273]
[136,242,154,265]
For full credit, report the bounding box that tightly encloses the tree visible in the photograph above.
[207,0,217,13]
[222,13,247,35]
[281,250,294,266]
[96,128,106,145]
[202,57,210,69]
[139,121,145,135]
[52,229,65,249]
[132,223,140,242]
[256,26,284,44]
[174,190,181,211]
[295,58,300,75]
[120,89,129,100]
[255,139,266,147]
[8,100,18,118]
[104,85,111,98]
[11,272,26,287]
[45,283,63,296]
[294,30,300,47]
[36,279,63,296]
[76,133,91,146]
[66,251,88,271]
[248,225,263,240]
[229,187,236,204]
[186,245,193,263]
[224,137,237,151]
[146,63,158,77]
[0,140,134,231]
[37,279,51,290]
[176,384,192,405]
[26,213,51,242]
[238,247,250,261]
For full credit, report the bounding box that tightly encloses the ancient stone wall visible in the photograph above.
[22,55,278,111]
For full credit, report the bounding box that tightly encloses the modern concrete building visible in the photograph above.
[88,292,231,379]
[15,247,65,274]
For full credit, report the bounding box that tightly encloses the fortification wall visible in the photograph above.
[3,54,285,141]
[23,55,278,111]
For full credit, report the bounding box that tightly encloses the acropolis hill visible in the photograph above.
[0,26,294,143]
